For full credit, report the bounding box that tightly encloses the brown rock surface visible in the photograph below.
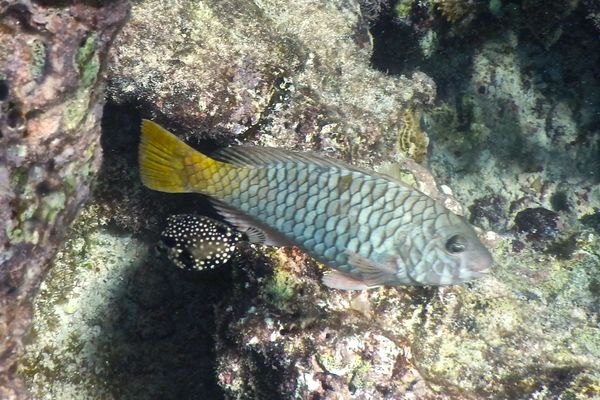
[108,0,435,165]
[0,1,129,398]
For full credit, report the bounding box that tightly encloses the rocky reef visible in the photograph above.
[107,0,435,164]
[0,1,129,398]
[8,0,600,399]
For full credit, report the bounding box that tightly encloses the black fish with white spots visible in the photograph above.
[158,214,243,270]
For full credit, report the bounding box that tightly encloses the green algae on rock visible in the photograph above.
[0,2,130,398]
[108,0,435,166]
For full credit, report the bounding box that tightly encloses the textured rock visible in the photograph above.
[0,1,129,398]
[514,207,560,244]
[108,0,435,165]
[18,0,600,399]
[20,1,439,397]
[376,2,600,397]
[468,194,508,232]
[214,235,599,399]
[19,199,231,399]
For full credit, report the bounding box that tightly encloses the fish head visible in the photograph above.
[405,212,493,285]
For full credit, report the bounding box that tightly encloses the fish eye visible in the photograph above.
[445,234,466,254]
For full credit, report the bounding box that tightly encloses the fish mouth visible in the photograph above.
[467,268,490,279]
[456,263,491,283]
[456,249,493,281]
[471,247,494,273]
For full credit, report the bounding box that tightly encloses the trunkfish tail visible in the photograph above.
[139,119,236,194]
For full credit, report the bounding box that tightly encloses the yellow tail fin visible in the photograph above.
[139,119,230,193]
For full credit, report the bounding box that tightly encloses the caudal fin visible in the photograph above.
[138,119,227,193]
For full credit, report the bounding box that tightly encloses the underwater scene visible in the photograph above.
[1,0,599,399]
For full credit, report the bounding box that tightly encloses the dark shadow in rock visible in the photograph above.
[368,5,600,183]
[369,7,423,77]
[368,8,536,172]
[513,6,600,184]
[94,251,232,399]
[88,102,231,399]
[370,5,502,99]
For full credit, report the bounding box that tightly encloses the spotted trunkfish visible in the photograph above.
[158,214,243,270]
[139,120,493,290]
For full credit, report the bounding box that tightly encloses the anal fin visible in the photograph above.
[322,270,371,291]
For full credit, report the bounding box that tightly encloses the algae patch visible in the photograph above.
[64,33,100,131]
[397,108,429,163]
[76,33,100,89]
[28,38,47,79]
[259,252,301,312]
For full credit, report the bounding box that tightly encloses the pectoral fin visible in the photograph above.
[345,250,399,288]
[211,200,295,247]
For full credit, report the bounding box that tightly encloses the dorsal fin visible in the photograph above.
[212,146,367,173]
[213,146,420,193]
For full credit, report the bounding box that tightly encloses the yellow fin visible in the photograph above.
[138,119,230,193]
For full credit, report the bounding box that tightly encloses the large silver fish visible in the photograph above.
[139,120,493,290]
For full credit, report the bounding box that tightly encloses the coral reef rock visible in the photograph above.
[0,1,129,398]
[108,0,435,165]
[215,236,599,399]
[17,0,600,399]
[21,0,437,398]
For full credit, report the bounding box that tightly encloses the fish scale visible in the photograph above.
[219,165,413,271]
[139,120,493,290]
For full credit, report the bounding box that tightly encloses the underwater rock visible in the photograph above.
[584,0,600,32]
[0,1,129,398]
[20,204,232,399]
[435,0,480,24]
[20,0,438,398]
[357,0,392,24]
[378,2,600,397]
[206,1,600,398]
[214,235,600,399]
[20,0,600,399]
[469,194,507,232]
[581,209,600,234]
[514,207,560,244]
[108,0,435,165]
[521,0,580,48]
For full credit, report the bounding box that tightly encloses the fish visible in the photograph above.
[158,214,243,270]
[139,119,493,290]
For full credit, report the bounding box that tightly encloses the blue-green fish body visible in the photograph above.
[140,120,493,290]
